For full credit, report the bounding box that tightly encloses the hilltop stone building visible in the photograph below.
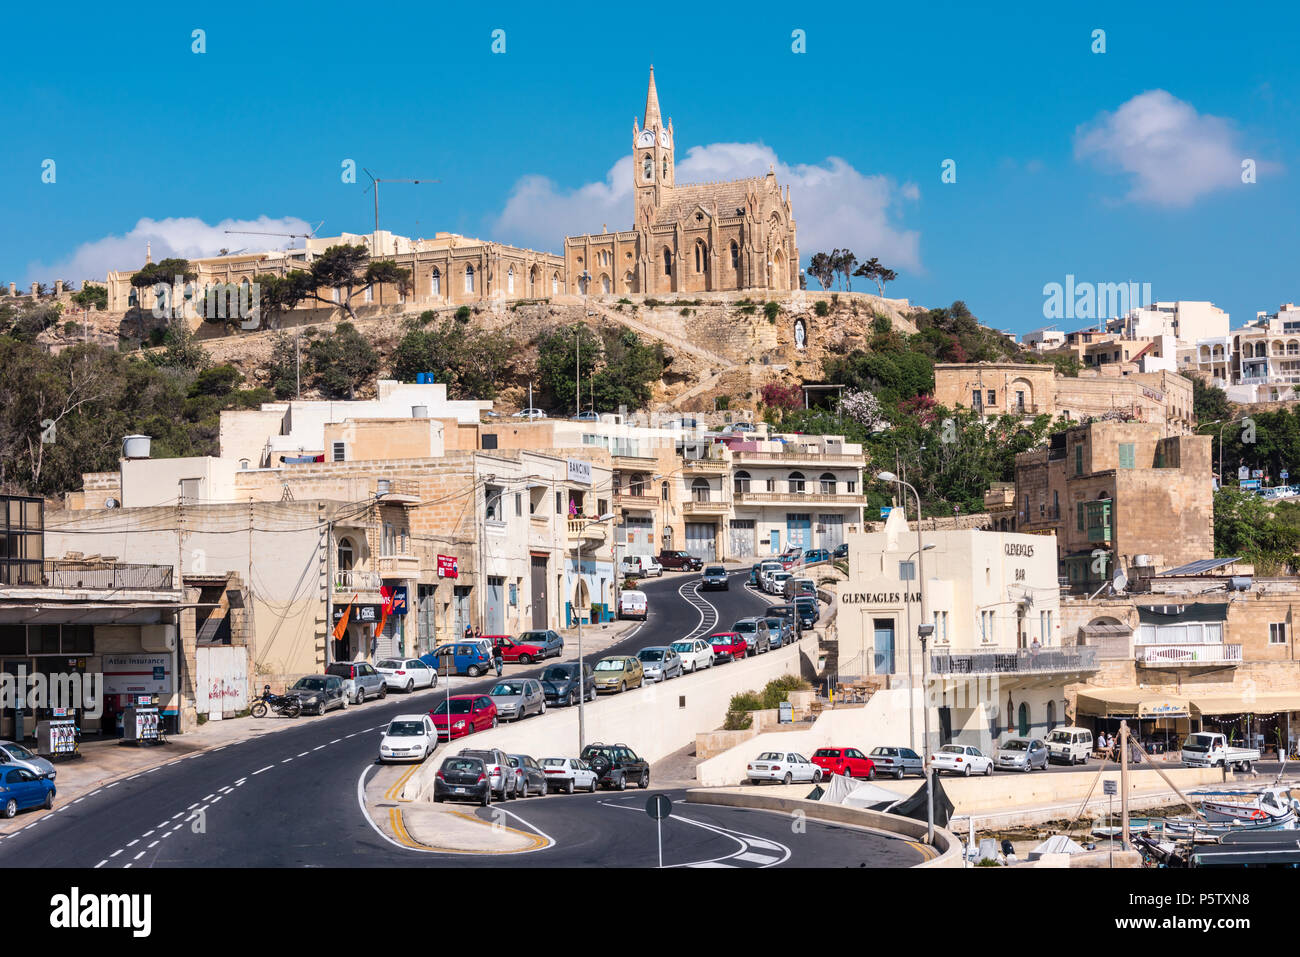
[564,67,799,296]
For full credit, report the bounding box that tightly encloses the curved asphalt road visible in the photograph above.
[0,570,921,868]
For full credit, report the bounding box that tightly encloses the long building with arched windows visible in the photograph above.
[563,66,799,297]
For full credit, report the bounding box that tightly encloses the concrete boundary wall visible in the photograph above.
[686,788,962,868]
[403,634,814,801]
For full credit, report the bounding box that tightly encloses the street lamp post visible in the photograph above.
[576,511,615,756]
[877,471,935,844]
[903,542,935,753]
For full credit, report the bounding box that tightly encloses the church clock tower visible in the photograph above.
[633,65,673,220]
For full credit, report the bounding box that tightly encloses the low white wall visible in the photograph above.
[403,635,812,800]
[696,687,920,787]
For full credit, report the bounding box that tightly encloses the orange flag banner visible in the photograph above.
[333,594,358,644]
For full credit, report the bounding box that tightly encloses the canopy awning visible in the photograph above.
[1079,622,1132,638]
[1190,692,1300,715]
[1075,686,1190,718]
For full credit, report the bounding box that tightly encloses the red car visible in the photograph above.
[483,634,549,665]
[708,632,748,663]
[811,746,875,780]
[430,694,498,740]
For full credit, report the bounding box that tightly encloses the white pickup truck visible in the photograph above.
[1181,732,1261,771]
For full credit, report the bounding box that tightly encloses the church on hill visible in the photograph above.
[564,66,799,296]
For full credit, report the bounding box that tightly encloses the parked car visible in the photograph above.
[763,615,794,649]
[571,410,600,421]
[868,746,924,779]
[700,565,730,590]
[931,744,993,776]
[539,662,596,706]
[765,604,802,638]
[757,561,784,590]
[708,632,747,663]
[793,596,820,629]
[489,678,547,721]
[1046,726,1094,765]
[325,661,388,704]
[514,408,547,419]
[995,737,1050,772]
[375,658,438,693]
[431,695,498,740]
[748,562,765,587]
[766,571,794,596]
[731,618,771,655]
[783,577,816,601]
[593,656,644,693]
[641,555,664,577]
[618,590,649,621]
[658,550,703,572]
[811,746,875,780]
[490,634,556,665]
[507,754,549,797]
[0,741,55,780]
[378,714,437,763]
[287,674,348,715]
[833,542,848,559]
[541,756,598,793]
[579,742,651,790]
[0,766,55,817]
[747,751,823,785]
[425,642,492,678]
[515,630,564,659]
[671,637,715,672]
[620,555,662,579]
[803,548,831,565]
[433,755,491,806]
[637,646,683,682]
[459,747,518,800]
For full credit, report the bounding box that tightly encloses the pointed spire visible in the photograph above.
[145,240,152,264]
[644,64,661,129]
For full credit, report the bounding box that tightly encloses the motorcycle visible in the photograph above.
[250,684,302,719]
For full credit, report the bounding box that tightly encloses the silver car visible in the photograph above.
[995,737,1049,772]
[489,678,546,721]
[0,740,56,780]
[868,745,923,779]
[637,646,683,682]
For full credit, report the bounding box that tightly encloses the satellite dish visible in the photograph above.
[1113,571,1129,593]
[104,498,119,509]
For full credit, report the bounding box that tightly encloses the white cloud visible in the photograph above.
[491,142,921,272]
[28,215,315,285]
[1074,90,1253,207]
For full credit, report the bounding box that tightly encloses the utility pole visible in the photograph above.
[325,515,334,668]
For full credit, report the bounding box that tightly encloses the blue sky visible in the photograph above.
[3,2,1296,335]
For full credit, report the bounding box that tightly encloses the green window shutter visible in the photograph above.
[1076,501,1085,531]
[1119,443,1135,469]
[1074,445,1083,475]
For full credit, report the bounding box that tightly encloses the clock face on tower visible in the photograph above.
[637,130,655,148]
[659,129,672,149]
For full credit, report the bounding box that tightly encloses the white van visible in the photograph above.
[618,590,648,621]
[620,556,662,579]
[1045,726,1093,765]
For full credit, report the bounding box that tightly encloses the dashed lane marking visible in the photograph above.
[253,765,273,775]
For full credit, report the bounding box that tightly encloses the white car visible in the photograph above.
[931,744,993,776]
[747,751,823,785]
[378,714,437,763]
[757,562,784,591]
[670,637,714,672]
[541,756,599,794]
[375,657,438,693]
[642,556,664,577]
[766,571,793,595]
[514,408,547,419]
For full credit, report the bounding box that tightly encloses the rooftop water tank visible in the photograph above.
[122,434,152,459]
[412,405,428,418]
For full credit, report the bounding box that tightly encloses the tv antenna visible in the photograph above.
[223,221,324,248]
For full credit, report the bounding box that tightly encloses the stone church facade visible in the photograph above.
[565,67,799,297]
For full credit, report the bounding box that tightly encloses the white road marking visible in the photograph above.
[202,794,215,801]
[133,851,145,860]
[161,831,172,840]
[733,851,783,864]
[106,783,118,789]
[147,840,159,849]
[110,849,123,858]
[142,830,155,838]
[210,795,222,804]
[95,860,107,868]
[219,787,233,794]
[187,802,200,810]
[297,752,309,758]
[123,863,132,869]
[172,812,185,819]
[313,745,326,751]
[253,765,273,775]
[126,839,138,847]
[281,758,293,763]
[330,739,342,744]
[72,798,84,804]
[89,789,101,796]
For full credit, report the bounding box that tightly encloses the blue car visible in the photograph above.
[515,630,564,659]
[803,548,830,565]
[422,642,493,678]
[749,563,764,587]
[1,766,55,817]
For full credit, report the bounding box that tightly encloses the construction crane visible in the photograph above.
[362,170,438,250]
[223,221,324,249]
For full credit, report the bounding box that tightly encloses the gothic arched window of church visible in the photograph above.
[643,153,653,180]
[465,264,475,294]
[601,274,611,294]
[431,267,440,297]
[552,273,559,295]
[507,266,515,295]
[662,157,668,178]
[730,241,739,268]
[694,241,707,274]
[663,248,672,276]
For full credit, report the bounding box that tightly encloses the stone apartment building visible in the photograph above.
[1061,567,1300,756]
[1182,303,1300,404]
[564,67,799,296]
[1013,421,1214,588]
[932,362,1195,433]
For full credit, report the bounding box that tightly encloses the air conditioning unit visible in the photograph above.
[1132,554,1152,567]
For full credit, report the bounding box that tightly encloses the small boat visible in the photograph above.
[1190,786,1299,826]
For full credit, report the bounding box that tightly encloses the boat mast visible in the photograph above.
[1121,720,1131,846]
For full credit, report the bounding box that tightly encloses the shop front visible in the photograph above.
[1189,692,1300,759]
[1075,686,1192,755]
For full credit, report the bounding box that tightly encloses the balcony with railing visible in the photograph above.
[681,457,729,473]
[930,645,1099,676]
[683,491,731,514]
[614,489,659,508]
[334,568,383,593]
[1136,643,1242,667]
[376,479,420,505]
[729,448,865,467]
[733,490,869,506]
[37,561,175,591]
[567,518,609,542]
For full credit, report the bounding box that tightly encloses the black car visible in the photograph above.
[833,542,848,559]
[539,662,596,706]
[507,754,550,797]
[433,755,491,806]
[793,596,819,628]
[766,604,802,637]
[578,742,651,791]
[700,564,730,590]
